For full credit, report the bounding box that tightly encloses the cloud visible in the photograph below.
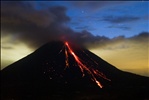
[130,32,149,42]
[102,15,141,23]
[69,22,80,26]
[75,26,96,31]
[75,26,89,30]
[1,1,111,49]
[1,1,71,48]
[1,46,13,50]
[86,32,149,49]
[87,32,149,52]
[1,1,70,27]
[107,25,131,30]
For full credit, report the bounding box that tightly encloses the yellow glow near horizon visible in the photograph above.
[1,44,33,69]
[1,36,33,69]
[90,40,149,77]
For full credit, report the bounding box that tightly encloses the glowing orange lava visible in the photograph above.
[65,47,69,68]
[64,42,111,88]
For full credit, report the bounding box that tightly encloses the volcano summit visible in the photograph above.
[1,41,149,100]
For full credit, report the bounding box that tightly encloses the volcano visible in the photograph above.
[1,41,149,100]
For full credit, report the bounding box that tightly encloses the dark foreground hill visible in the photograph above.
[1,41,149,100]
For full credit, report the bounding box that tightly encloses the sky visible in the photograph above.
[1,1,149,76]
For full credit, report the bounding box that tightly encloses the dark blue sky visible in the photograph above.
[33,1,149,38]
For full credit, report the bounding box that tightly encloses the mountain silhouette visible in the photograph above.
[1,41,149,100]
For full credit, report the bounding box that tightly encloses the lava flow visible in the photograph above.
[64,42,111,88]
[65,46,69,68]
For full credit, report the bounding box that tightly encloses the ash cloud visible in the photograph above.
[1,1,71,48]
[1,1,110,49]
